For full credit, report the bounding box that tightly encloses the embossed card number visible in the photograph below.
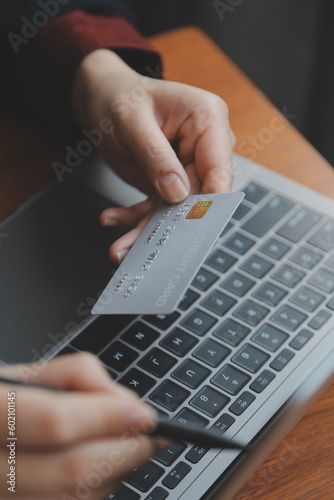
[92,192,244,315]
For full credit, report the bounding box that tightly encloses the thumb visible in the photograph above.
[125,112,190,203]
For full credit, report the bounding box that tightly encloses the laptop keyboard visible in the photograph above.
[57,181,334,500]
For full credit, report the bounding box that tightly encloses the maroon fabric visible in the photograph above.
[20,9,161,133]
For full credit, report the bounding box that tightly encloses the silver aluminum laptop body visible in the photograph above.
[0,153,333,499]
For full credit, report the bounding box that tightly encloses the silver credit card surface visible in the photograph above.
[92,192,244,315]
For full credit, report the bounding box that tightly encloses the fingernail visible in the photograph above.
[157,173,189,203]
[117,248,129,263]
[102,218,118,226]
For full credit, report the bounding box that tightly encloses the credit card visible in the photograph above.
[92,192,244,315]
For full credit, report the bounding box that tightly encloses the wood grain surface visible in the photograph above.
[150,26,334,500]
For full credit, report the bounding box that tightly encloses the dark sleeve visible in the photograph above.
[1,6,161,133]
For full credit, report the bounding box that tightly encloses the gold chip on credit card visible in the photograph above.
[186,201,213,219]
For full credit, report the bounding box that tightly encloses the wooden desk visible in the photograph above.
[1,26,334,500]
[150,27,334,500]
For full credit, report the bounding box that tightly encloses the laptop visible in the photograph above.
[1,153,334,499]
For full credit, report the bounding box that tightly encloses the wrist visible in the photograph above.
[72,49,139,128]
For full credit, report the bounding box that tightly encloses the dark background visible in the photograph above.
[118,0,334,166]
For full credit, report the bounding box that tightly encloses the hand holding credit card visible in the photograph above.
[92,193,244,315]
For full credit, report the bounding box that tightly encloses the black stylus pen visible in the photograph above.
[147,418,247,450]
[0,376,248,450]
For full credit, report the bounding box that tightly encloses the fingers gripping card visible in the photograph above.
[92,192,244,315]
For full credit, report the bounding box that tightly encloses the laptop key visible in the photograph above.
[272,264,306,288]
[190,385,230,417]
[119,368,156,398]
[211,415,235,442]
[127,462,164,492]
[230,391,255,415]
[212,364,250,395]
[181,308,217,336]
[231,202,251,220]
[252,324,289,352]
[259,237,291,260]
[232,343,270,373]
[185,445,209,463]
[289,329,314,350]
[162,461,192,489]
[108,485,140,500]
[150,380,190,411]
[243,183,268,204]
[270,349,295,371]
[221,272,255,297]
[121,322,160,351]
[173,408,209,428]
[193,339,231,367]
[205,249,237,273]
[191,267,218,291]
[139,348,177,377]
[290,286,325,312]
[240,254,274,279]
[252,282,288,307]
[327,297,334,310]
[276,208,320,243]
[271,305,307,331]
[72,315,133,354]
[289,246,323,270]
[144,486,169,500]
[213,319,250,347]
[172,359,211,389]
[100,341,139,372]
[250,369,276,393]
[220,222,234,237]
[233,300,269,326]
[307,221,334,251]
[308,268,334,293]
[155,441,187,466]
[308,310,332,330]
[224,232,255,255]
[144,312,180,331]
[160,328,198,357]
[177,289,200,311]
[201,290,236,316]
[242,196,294,237]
